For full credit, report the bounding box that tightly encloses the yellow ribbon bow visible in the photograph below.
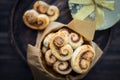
[69,0,115,28]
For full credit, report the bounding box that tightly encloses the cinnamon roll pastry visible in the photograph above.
[51,32,68,47]
[36,14,49,30]
[68,32,84,49]
[53,61,72,75]
[45,50,57,66]
[23,10,38,29]
[50,32,73,61]
[33,1,49,14]
[23,10,49,30]
[71,45,95,74]
[47,5,59,22]
[50,43,73,61]
[43,33,55,48]
[58,28,69,36]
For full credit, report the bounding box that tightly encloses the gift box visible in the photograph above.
[68,0,120,30]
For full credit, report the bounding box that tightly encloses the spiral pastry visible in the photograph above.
[71,45,95,74]
[68,32,84,49]
[50,44,73,61]
[58,28,69,37]
[45,50,57,66]
[47,5,59,22]
[51,32,68,47]
[50,32,73,61]
[36,14,49,30]
[23,10,38,29]
[53,61,72,75]
[23,10,49,30]
[43,33,55,48]
[33,1,49,14]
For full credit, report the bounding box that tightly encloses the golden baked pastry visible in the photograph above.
[68,32,84,49]
[33,1,49,14]
[33,1,59,22]
[50,32,73,61]
[45,50,57,66]
[71,45,95,74]
[43,33,55,48]
[53,61,72,75]
[47,5,59,22]
[23,9,49,30]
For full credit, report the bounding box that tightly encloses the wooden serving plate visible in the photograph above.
[10,0,112,63]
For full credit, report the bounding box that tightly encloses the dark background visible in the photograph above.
[0,0,120,80]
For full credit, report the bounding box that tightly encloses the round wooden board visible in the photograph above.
[10,0,112,62]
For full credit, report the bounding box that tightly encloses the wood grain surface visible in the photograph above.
[0,0,120,80]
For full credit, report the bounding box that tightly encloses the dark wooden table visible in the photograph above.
[0,0,120,80]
